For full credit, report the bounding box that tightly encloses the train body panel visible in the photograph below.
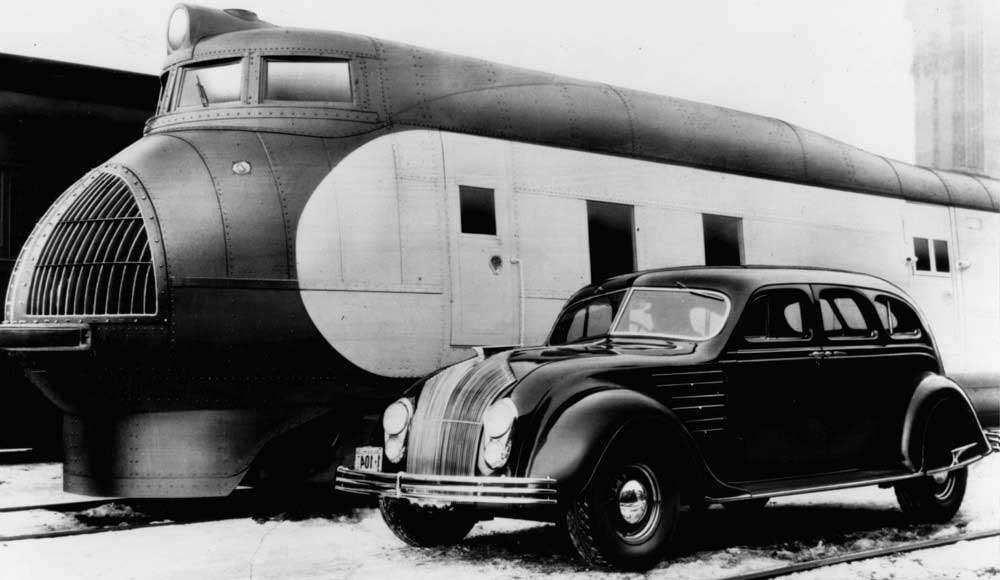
[0,4,997,496]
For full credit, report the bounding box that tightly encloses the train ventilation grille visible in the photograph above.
[27,171,157,317]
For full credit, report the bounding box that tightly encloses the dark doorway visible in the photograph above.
[703,213,743,266]
[587,200,635,283]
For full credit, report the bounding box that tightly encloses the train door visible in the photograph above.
[950,208,1000,374]
[443,135,518,346]
[902,203,960,367]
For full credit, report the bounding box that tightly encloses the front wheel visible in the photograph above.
[894,467,967,523]
[379,497,477,547]
[565,456,679,570]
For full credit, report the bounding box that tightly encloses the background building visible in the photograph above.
[908,0,1000,177]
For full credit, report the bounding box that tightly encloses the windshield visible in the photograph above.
[548,291,626,345]
[175,60,242,109]
[612,288,730,341]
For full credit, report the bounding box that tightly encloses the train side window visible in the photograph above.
[742,290,812,343]
[459,186,496,235]
[262,58,352,103]
[875,296,923,339]
[703,213,743,266]
[587,200,635,283]
[176,59,242,109]
[912,237,949,273]
[933,240,950,272]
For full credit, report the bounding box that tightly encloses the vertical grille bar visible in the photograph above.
[407,353,516,475]
[26,170,158,317]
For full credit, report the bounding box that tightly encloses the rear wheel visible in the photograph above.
[565,454,679,570]
[894,467,967,523]
[379,497,477,547]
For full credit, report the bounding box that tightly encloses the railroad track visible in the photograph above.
[0,490,261,543]
[712,527,1000,580]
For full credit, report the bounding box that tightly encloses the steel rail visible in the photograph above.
[0,498,122,514]
[712,527,1000,580]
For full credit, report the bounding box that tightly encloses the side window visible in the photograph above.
[458,186,496,235]
[912,237,950,273]
[875,296,923,339]
[548,291,626,345]
[818,290,876,339]
[741,290,812,343]
[262,58,352,103]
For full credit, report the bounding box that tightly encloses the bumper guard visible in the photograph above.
[335,466,557,506]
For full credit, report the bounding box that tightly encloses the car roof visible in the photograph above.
[565,265,908,306]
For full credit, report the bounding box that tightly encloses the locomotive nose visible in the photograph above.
[4,165,166,322]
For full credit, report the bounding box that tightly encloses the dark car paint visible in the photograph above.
[446,267,990,503]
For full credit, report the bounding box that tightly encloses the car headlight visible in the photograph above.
[383,398,414,464]
[481,398,518,471]
[383,398,413,436]
[482,398,517,438]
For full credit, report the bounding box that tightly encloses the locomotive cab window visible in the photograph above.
[175,59,242,109]
[262,58,351,103]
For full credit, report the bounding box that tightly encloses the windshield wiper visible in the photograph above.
[674,281,725,301]
[195,75,210,108]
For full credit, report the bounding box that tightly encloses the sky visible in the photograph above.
[0,0,916,162]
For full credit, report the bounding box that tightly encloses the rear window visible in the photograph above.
[262,58,352,103]
[175,59,242,109]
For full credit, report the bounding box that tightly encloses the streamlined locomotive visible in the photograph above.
[0,4,996,497]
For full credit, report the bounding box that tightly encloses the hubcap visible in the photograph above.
[618,479,649,524]
[932,473,956,500]
[611,464,662,545]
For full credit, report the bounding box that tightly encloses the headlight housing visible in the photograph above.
[383,397,413,464]
[480,398,518,472]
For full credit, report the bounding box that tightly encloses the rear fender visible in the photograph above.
[902,373,991,472]
[523,389,708,499]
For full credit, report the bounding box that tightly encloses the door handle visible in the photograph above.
[827,350,847,357]
[809,351,825,359]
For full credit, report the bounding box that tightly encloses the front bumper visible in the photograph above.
[0,323,90,351]
[335,467,557,506]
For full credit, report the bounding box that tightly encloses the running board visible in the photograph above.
[712,468,919,503]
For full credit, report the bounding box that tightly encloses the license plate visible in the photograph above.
[354,446,383,472]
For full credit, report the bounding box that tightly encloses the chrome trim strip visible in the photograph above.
[335,467,558,506]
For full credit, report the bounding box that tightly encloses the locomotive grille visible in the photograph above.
[26,171,158,317]
[407,353,515,475]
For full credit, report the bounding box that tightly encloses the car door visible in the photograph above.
[810,285,892,471]
[719,285,828,481]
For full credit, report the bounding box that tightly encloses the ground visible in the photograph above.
[0,455,997,580]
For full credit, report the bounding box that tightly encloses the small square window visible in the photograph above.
[933,239,950,272]
[913,237,931,271]
[459,186,496,235]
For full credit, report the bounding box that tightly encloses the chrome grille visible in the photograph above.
[407,353,516,475]
[27,171,157,316]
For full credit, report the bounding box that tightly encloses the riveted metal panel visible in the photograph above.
[932,170,995,210]
[110,134,228,279]
[886,160,951,205]
[166,131,288,278]
[795,127,901,196]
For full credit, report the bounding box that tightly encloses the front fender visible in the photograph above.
[902,373,991,471]
[522,388,709,498]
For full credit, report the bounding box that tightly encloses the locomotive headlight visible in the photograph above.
[480,398,518,471]
[382,398,413,437]
[167,6,190,51]
[383,398,413,464]
[482,398,517,438]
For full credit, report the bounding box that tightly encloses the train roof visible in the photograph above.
[163,5,1000,213]
[564,266,907,307]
